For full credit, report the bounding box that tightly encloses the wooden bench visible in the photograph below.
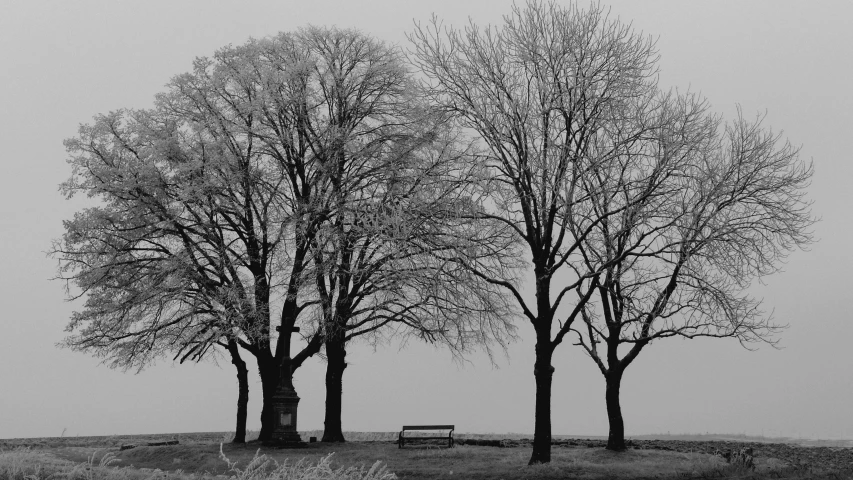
[398,425,455,448]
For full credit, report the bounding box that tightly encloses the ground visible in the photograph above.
[1,432,851,479]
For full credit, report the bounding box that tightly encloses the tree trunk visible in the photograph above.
[528,344,554,465]
[605,369,626,451]
[226,341,249,444]
[321,335,347,442]
[256,357,280,442]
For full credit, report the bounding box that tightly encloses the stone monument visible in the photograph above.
[267,325,305,447]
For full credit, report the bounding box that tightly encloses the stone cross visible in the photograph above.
[275,325,300,386]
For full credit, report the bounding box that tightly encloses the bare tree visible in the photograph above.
[409,1,665,464]
[159,36,333,442]
[55,26,514,444]
[55,34,329,441]
[309,116,517,442]
[569,102,815,450]
[53,107,277,443]
[266,26,516,442]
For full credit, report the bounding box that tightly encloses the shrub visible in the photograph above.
[0,446,396,480]
[217,444,396,480]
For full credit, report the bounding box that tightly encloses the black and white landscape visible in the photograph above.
[1,1,850,478]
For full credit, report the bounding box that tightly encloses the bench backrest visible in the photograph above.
[401,425,454,431]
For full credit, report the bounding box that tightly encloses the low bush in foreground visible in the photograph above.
[218,445,395,480]
[0,448,135,480]
[0,447,395,480]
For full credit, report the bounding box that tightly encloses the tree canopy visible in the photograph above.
[54,1,815,460]
[55,25,516,443]
[409,0,814,462]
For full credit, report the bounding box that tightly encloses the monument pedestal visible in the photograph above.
[264,334,307,448]
[263,326,307,448]
[264,385,306,447]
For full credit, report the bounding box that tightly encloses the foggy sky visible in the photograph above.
[1,1,850,440]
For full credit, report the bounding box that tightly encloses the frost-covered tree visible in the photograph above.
[570,104,814,451]
[54,26,514,443]
[410,1,663,463]
[256,26,516,442]
[411,1,814,461]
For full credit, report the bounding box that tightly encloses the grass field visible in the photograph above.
[1,432,850,480]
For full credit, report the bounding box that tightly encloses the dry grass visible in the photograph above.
[69,442,757,479]
[0,446,395,480]
[3,435,846,480]
[0,448,172,480]
[217,445,395,480]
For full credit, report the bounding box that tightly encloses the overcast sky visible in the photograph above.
[1,1,850,440]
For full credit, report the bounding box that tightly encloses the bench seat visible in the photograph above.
[398,425,455,448]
